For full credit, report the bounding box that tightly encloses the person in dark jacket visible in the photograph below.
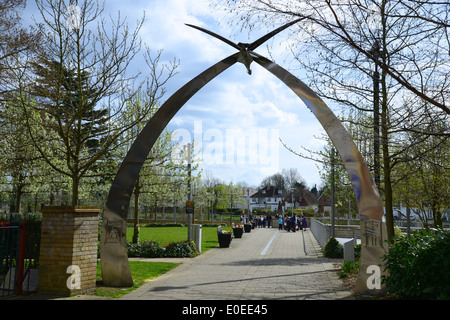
[302,217,308,230]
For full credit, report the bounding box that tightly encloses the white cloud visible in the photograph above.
[89,1,329,187]
[136,0,232,64]
[21,0,327,188]
[118,0,328,187]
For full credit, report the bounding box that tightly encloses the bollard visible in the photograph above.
[343,239,355,262]
[192,224,202,253]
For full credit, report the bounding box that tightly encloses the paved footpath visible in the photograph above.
[121,227,354,300]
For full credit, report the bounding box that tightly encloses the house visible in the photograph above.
[250,186,285,212]
[285,188,319,212]
[236,187,258,211]
[249,185,321,215]
[317,193,331,215]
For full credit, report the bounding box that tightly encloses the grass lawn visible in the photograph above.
[126,226,233,252]
[95,261,181,298]
[94,225,232,298]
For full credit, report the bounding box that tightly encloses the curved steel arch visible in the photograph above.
[100,21,387,293]
[100,53,239,287]
[251,51,383,220]
[250,52,388,293]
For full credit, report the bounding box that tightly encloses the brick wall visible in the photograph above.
[38,207,100,296]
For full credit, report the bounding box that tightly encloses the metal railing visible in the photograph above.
[1,221,20,297]
[310,218,361,248]
[1,216,41,297]
[310,217,449,249]
[310,218,331,248]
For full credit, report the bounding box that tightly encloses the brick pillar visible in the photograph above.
[38,206,100,296]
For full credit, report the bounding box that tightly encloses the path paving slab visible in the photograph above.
[120,228,354,300]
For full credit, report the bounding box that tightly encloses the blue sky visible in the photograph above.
[24,0,329,189]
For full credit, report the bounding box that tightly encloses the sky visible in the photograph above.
[23,0,329,189]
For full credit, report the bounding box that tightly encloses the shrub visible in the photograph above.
[323,237,343,258]
[127,241,165,258]
[341,260,360,274]
[202,223,226,227]
[126,240,198,258]
[143,223,185,227]
[323,238,360,260]
[295,208,315,217]
[165,241,198,258]
[339,260,360,278]
[393,225,404,239]
[354,243,361,259]
[383,229,450,299]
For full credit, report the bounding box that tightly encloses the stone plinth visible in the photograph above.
[38,206,100,296]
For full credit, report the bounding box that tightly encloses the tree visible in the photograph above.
[126,102,187,242]
[14,0,177,206]
[29,59,111,205]
[212,182,244,215]
[260,172,285,189]
[216,0,450,241]
[259,168,307,191]
[0,0,39,100]
[201,171,222,219]
[0,95,42,212]
[0,1,41,212]
[394,121,450,228]
[282,168,307,190]
[215,0,450,116]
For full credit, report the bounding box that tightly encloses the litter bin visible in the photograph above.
[192,224,202,253]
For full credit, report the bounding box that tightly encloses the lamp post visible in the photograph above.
[291,188,294,217]
[247,188,250,224]
[331,148,336,238]
[370,40,382,188]
[185,143,192,242]
[211,189,214,222]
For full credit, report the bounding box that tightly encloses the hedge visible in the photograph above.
[126,240,198,258]
[383,229,450,299]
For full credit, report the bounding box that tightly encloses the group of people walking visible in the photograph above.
[278,215,308,232]
[254,215,273,228]
[250,214,308,232]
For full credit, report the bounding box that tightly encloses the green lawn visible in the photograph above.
[94,225,232,298]
[126,226,232,252]
[95,261,181,298]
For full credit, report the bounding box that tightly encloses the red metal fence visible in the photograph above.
[1,216,41,297]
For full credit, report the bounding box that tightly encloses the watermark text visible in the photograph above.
[171,121,279,169]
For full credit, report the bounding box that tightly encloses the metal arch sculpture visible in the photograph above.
[100,20,388,293]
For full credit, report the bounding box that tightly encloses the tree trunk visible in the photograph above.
[15,183,24,214]
[381,77,394,243]
[380,46,394,243]
[132,176,140,244]
[383,158,394,242]
[71,176,79,207]
[432,202,442,228]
